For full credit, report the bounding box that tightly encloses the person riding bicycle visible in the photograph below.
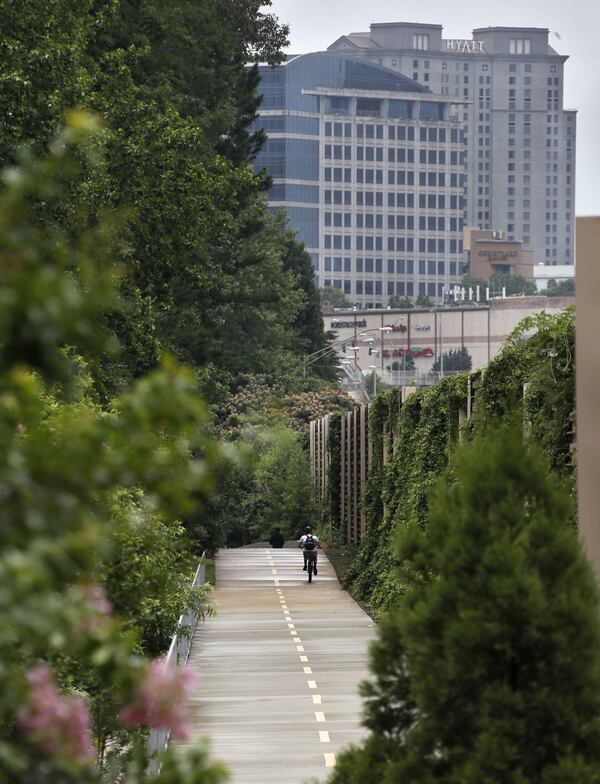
[298,526,319,574]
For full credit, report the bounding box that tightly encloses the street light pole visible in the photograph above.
[378,326,392,385]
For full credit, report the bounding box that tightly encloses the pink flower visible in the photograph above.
[77,583,112,634]
[84,584,111,616]
[120,659,195,740]
[19,664,94,764]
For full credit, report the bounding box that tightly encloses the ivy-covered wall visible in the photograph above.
[346,376,468,613]
[334,308,575,616]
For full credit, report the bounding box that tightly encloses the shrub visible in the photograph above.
[330,426,600,783]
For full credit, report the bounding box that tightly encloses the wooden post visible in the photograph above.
[353,408,359,545]
[309,420,316,483]
[359,405,367,543]
[340,414,346,543]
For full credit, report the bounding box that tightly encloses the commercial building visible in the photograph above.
[327,23,576,269]
[254,53,469,308]
[463,228,533,279]
[576,216,600,271]
[327,296,574,386]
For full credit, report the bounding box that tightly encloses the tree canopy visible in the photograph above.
[329,426,600,784]
[0,0,331,403]
[462,272,537,298]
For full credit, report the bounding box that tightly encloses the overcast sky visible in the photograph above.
[267,0,600,216]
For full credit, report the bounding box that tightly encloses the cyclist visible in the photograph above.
[269,527,285,548]
[298,526,319,574]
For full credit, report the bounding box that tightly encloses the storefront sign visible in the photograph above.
[383,348,433,358]
[478,250,518,260]
[414,324,431,332]
[389,324,407,333]
[330,319,368,329]
[445,39,485,53]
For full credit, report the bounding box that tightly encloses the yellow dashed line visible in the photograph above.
[307,680,317,689]
[312,694,322,704]
[300,655,308,663]
[296,645,304,652]
[324,753,336,767]
[319,730,330,743]
[303,666,312,674]
[315,711,326,722]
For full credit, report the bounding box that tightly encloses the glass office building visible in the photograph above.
[254,53,468,307]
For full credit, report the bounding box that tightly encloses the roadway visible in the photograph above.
[176,547,376,783]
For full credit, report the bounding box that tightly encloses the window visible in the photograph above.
[510,38,531,55]
[413,34,429,50]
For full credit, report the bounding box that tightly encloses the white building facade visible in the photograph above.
[328,23,576,269]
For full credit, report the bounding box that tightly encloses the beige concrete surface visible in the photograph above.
[176,548,376,783]
[576,215,600,584]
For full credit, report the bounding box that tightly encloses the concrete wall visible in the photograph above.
[576,215,600,582]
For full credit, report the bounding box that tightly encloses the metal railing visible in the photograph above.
[147,554,207,773]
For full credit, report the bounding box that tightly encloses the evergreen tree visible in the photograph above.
[432,346,472,372]
[546,278,575,297]
[415,294,433,307]
[388,295,413,309]
[320,286,351,308]
[389,354,415,373]
[329,425,600,784]
[462,272,537,298]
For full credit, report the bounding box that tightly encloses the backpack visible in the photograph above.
[304,534,317,551]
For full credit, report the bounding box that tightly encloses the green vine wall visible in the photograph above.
[339,309,575,616]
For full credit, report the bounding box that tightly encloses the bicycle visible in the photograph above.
[306,550,318,583]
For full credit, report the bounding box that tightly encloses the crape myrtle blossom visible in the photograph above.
[120,658,195,740]
[19,664,94,764]
[80,582,112,634]
[83,583,111,616]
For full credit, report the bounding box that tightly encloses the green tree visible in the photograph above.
[245,427,316,541]
[0,0,328,404]
[415,294,433,307]
[0,0,98,164]
[546,278,575,297]
[389,353,415,373]
[463,272,537,298]
[432,345,472,372]
[320,286,352,308]
[0,117,228,784]
[330,425,600,784]
[388,295,413,309]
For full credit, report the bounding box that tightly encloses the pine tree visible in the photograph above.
[329,425,600,783]
[432,345,472,372]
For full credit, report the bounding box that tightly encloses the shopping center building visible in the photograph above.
[326,295,574,386]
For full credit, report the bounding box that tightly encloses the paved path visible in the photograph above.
[177,548,376,783]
